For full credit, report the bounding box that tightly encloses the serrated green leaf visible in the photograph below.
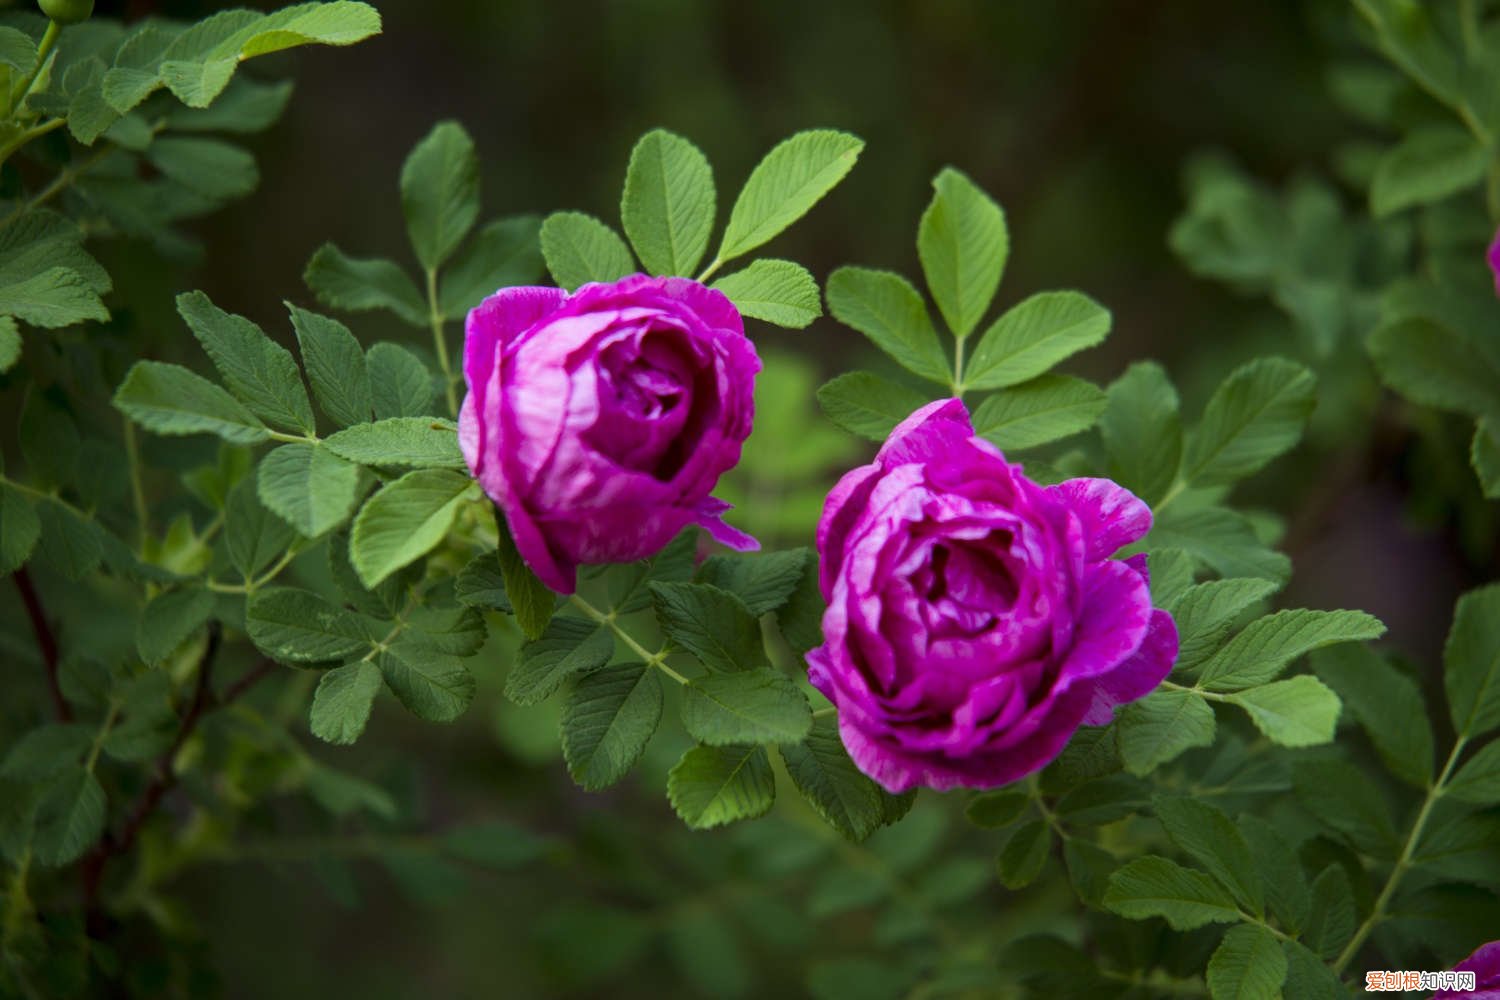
[917,167,1008,339]
[378,646,474,723]
[825,267,950,383]
[1117,689,1216,776]
[323,417,463,469]
[1371,126,1488,217]
[257,443,360,539]
[1154,796,1263,915]
[712,259,820,328]
[304,244,427,326]
[1103,856,1241,930]
[1281,940,1345,1000]
[401,120,479,272]
[1206,924,1286,1000]
[695,549,809,616]
[1169,577,1280,670]
[497,526,554,639]
[1148,548,1196,607]
[0,316,18,374]
[963,291,1110,392]
[561,662,662,790]
[775,551,824,655]
[400,604,486,657]
[650,581,763,672]
[782,719,890,841]
[621,128,715,277]
[1313,643,1433,787]
[224,476,295,579]
[350,468,472,587]
[0,485,40,575]
[1369,317,1500,423]
[965,789,1031,829]
[1,725,91,781]
[1240,816,1310,934]
[289,304,372,428]
[540,211,635,292]
[1182,357,1316,487]
[504,616,613,706]
[667,744,775,830]
[996,819,1050,889]
[0,267,108,327]
[246,586,371,664]
[366,342,436,419]
[1293,759,1397,856]
[165,76,292,133]
[310,661,382,745]
[971,374,1107,450]
[717,130,862,262]
[31,767,105,868]
[455,551,511,612]
[1302,865,1356,960]
[34,500,103,580]
[1053,773,1151,826]
[1196,609,1386,691]
[1446,584,1500,739]
[681,667,812,745]
[439,215,544,318]
[1229,676,1342,747]
[1446,741,1500,804]
[1148,505,1290,583]
[177,290,314,434]
[136,587,214,666]
[149,137,258,200]
[1101,361,1181,504]
[816,370,929,441]
[1474,419,1500,499]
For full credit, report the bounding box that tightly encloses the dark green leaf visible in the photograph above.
[378,646,475,723]
[505,617,613,706]
[650,581,763,673]
[1196,609,1386,691]
[304,244,427,326]
[816,370,929,441]
[1103,856,1241,930]
[114,361,268,444]
[177,290,314,434]
[135,587,214,665]
[289,304,372,428]
[246,586,372,664]
[560,662,662,790]
[1446,584,1500,739]
[681,667,812,745]
[367,342,436,419]
[1154,796,1263,915]
[1182,357,1316,487]
[1313,643,1433,787]
[970,374,1107,450]
[996,819,1050,889]
[310,661,382,745]
[497,526,555,639]
[439,215,544,317]
[257,442,361,539]
[667,744,775,829]
[1101,361,1181,504]
[1117,689,1216,776]
[1206,924,1286,1000]
[400,120,479,271]
[963,291,1110,391]
[695,548,809,616]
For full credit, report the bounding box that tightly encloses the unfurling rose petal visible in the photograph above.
[459,275,760,593]
[1433,940,1500,999]
[808,398,1179,793]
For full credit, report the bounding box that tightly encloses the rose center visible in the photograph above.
[584,329,703,479]
[917,533,1020,637]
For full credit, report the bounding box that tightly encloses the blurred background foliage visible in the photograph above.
[8,0,1498,996]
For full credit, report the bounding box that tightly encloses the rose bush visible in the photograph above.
[807,398,1179,792]
[460,274,760,593]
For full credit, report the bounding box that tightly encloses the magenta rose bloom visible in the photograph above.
[459,275,760,594]
[807,398,1178,792]
[1489,227,1500,297]
[1434,941,1500,999]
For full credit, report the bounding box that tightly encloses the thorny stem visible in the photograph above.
[569,593,690,685]
[426,268,459,417]
[12,567,70,722]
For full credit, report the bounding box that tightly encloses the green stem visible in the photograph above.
[84,703,121,772]
[425,268,459,418]
[1331,735,1468,974]
[696,255,725,284]
[568,593,690,684]
[207,545,302,595]
[123,418,148,549]
[11,21,60,112]
[1155,477,1187,512]
[811,705,837,720]
[952,335,967,398]
[266,429,319,445]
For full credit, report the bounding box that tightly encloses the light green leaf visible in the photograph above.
[177,290,314,434]
[378,646,475,723]
[1313,643,1433,787]
[561,662,662,790]
[1196,609,1386,691]
[712,259,820,328]
[349,468,473,587]
[289,304,372,428]
[497,526,555,639]
[257,443,361,539]
[439,215,544,318]
[963,291,1110,392]
[718,130,862,262]
[0,267,109,328]
[1182,357,1316,487]
[1148,505,1290,583]
[621,128,715,277]
[304,244,427,326]
[367,342,436,419]
[540,211,636,292]
[1103,856,1242,930]
[816,370,928,441]
[825,267,950,383]
[650,581,763,673]
[1117,689,1216,776]
[1446,584,1500,739]
[782,718,891,841]
[224,477,295,579]
[401,120,479,272]
[310,661,382,745]
[1169,577,1281,670]
[323,417,463,469]
[1154,796,1264,915]
[1446,741,1500,804]
[31,768,105,867]
[164,76,293,133]
[136,587,215,666]
[114,361,268,444]
[1206,924,1287,1000]
[1371,126,1489,217]
[681,667,812,745]
[917,167,1008,339]
[1369,317,1500,423]
[1101,361,1181,504]
[504,616,613,706]
[148,137,258,200]
[0,485,40,575]
[1148,548,1196,607]
[246,586,371,663]
[971,374,1106,450]
[667,744,775,830]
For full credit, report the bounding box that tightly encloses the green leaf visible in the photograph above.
[401,120,479,272]
[782,718,891,841]
[816,370,929,441]
[1103,856,1242,930]
[1447,740,1500,804]
[165,76,293,133]
[1240,816,1310,934]
[963,291,1110,392]
[0,485,40,575]
[1,725,91,780]
[1313,643,1433,788]
[1445,584,1500,738]
[455,551,511,613]
[504,617,613,706]
[257,443,360,539]
[1148,505,1291,583]
[1117,689,1216,776]
[621,128,715,277]
[1148,548,1196,607]
[1170,577,1280,669]
[1206,924,1287,1000]
[1182,357,1316,487]
[666,744,775,830]
[114,361,268,443]
[349,468,473,588]
[1153,796,1263,915]
[401,605,485,656]
[650,581,763,673]
[1368,317,1500,423]
[681,667,812,745]
[1302,865,1356,960]
[776,552,825,655]
[1473,419,1500,499]
[1101,361,1181,504]
[712,259,820,328]
[310,661,382,745]
[666,911,751,1000]
[1371,126,1489,217]
[825,267,950,383]
[0,267,108,328]
[36,501,105,581]
[561,662,662,790]
[148,137,258,200]
[304,244,427,326]
[971,374,1107,451]
[540,212,636,292]
[1062,838,1117,907]
[1293,759,1397,856]
[717,130,862,262]
[31,768,105,867]
[136,587,214,666]
[996,819,1051,889]
[224,477,295,579]
[323,417,463,469]
[965,790,1031,829]
[1228,676,1342,747]
[917,167,1008,339]
[0,316,18,374]
[377,646,475,723]
[439,215,544,318]
[1281,940,1345,1000]
[367,342,436,419]
[18,391,78,490]
[695,549,809,616]
[246,586,371,663]
[177,290,314,435]
[1053,773,1151,826]
[289,304,372,428]
[498,526,554,639]
[1195,609,1386,691]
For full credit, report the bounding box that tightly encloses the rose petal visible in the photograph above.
[1048,477,1153,561]
[1081,608,1179,725]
